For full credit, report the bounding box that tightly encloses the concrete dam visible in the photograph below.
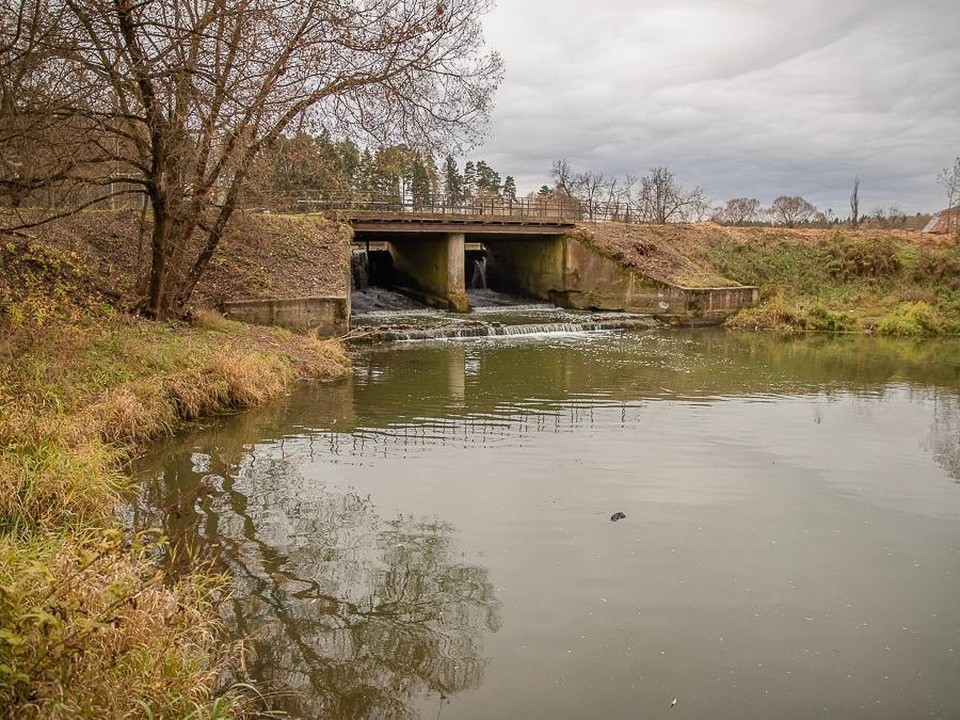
[349,213,755,318]
[224,199,758,335]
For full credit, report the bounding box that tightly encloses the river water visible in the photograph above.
[134,329,960,719]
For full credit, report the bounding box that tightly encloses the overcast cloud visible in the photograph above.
[471,0,959,215]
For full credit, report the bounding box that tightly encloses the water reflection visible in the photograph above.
[135,433,500,718]
[134,330,960,719]
[931,394,960,483]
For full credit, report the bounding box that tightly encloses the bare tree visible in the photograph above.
[869,205,907,229]
[0,0,101,209]
[769,195,817,227]
[637,166,698,224]
[683,187,714,222]
[937,156,960,232]
[1,0,502,317]
[575,169,606,221]
[549,158,577,197]
[721,197,761,225]
[850,176,860,229]
[602,175,634,222]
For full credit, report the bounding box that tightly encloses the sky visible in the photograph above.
[470,0,960,215]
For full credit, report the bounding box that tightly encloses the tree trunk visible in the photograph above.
[146,211,169,317]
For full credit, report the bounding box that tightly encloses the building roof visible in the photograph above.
[922,206,960,233]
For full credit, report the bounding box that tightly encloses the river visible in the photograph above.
[134,329,960,719]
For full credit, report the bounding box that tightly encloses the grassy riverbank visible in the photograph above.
[711,229,960,334]
[0,234,350,717]
[583,223,960,334]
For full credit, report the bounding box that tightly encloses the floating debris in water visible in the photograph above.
[610,512,627,522]
[671,697,677,708]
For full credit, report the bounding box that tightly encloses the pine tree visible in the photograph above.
[503,175,517,201]
[443,155,464,205]
[408,152,435,209]
[357,149,377,197]
[463,161,477,200]
[336,139,362,192]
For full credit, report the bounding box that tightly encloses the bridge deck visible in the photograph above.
[349,212,575,235]
[300,194,580,235]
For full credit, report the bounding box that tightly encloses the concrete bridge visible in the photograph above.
[301,194,581,312]
[350,215,576,312]
[247,194,760,330]
[333,195,754,318]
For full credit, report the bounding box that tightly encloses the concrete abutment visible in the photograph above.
[484,233,757,323]
[350,226,757,325]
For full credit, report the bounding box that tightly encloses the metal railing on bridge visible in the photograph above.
[297,192,583,223]
[295,192,663,225]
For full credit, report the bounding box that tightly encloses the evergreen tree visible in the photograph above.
[463,161,477,200]
[407,152,436,208]
[357,148,378,197]
[503,176,517,201]
[443,155,464,205]
[475,160,502,196]
[336,139,362,191]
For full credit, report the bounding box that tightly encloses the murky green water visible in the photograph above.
[134,330,960,719]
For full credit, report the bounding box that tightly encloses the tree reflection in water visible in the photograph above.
[932,394,960,483]
[136,445,501,719]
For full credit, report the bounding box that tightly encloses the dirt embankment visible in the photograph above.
[194,212,351,306]
[576,222,939,289]
[575,222,743,288]
[575,221,960,335]
[1,210,351,311]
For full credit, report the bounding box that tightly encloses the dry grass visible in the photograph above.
[576,222,742,288]
[0,531,233,720]
[1,312,349,535]
[576,222,950,289]
[0,236,351,717]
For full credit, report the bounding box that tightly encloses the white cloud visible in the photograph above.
[471,0,960,213]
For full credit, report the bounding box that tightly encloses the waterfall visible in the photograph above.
[351,250,370,290]
[469,257,488,290]
[350,318,656,343]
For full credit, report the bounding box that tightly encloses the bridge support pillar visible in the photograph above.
[390,232,469,312]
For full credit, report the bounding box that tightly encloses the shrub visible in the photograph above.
[820,233,902,281]
[875,301,944,336]
[807,304,857,333]
[911,248,960,291]
[727,295,856,334]
[726,294,810,333]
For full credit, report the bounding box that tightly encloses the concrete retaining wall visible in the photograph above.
[487,233,756,323]
[222,296,350,336]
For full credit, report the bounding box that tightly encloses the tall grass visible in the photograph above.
[1,271,349,717]
[714,232,960,334]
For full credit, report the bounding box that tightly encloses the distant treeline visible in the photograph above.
[244,131,518,211]
[243,135,931,229]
